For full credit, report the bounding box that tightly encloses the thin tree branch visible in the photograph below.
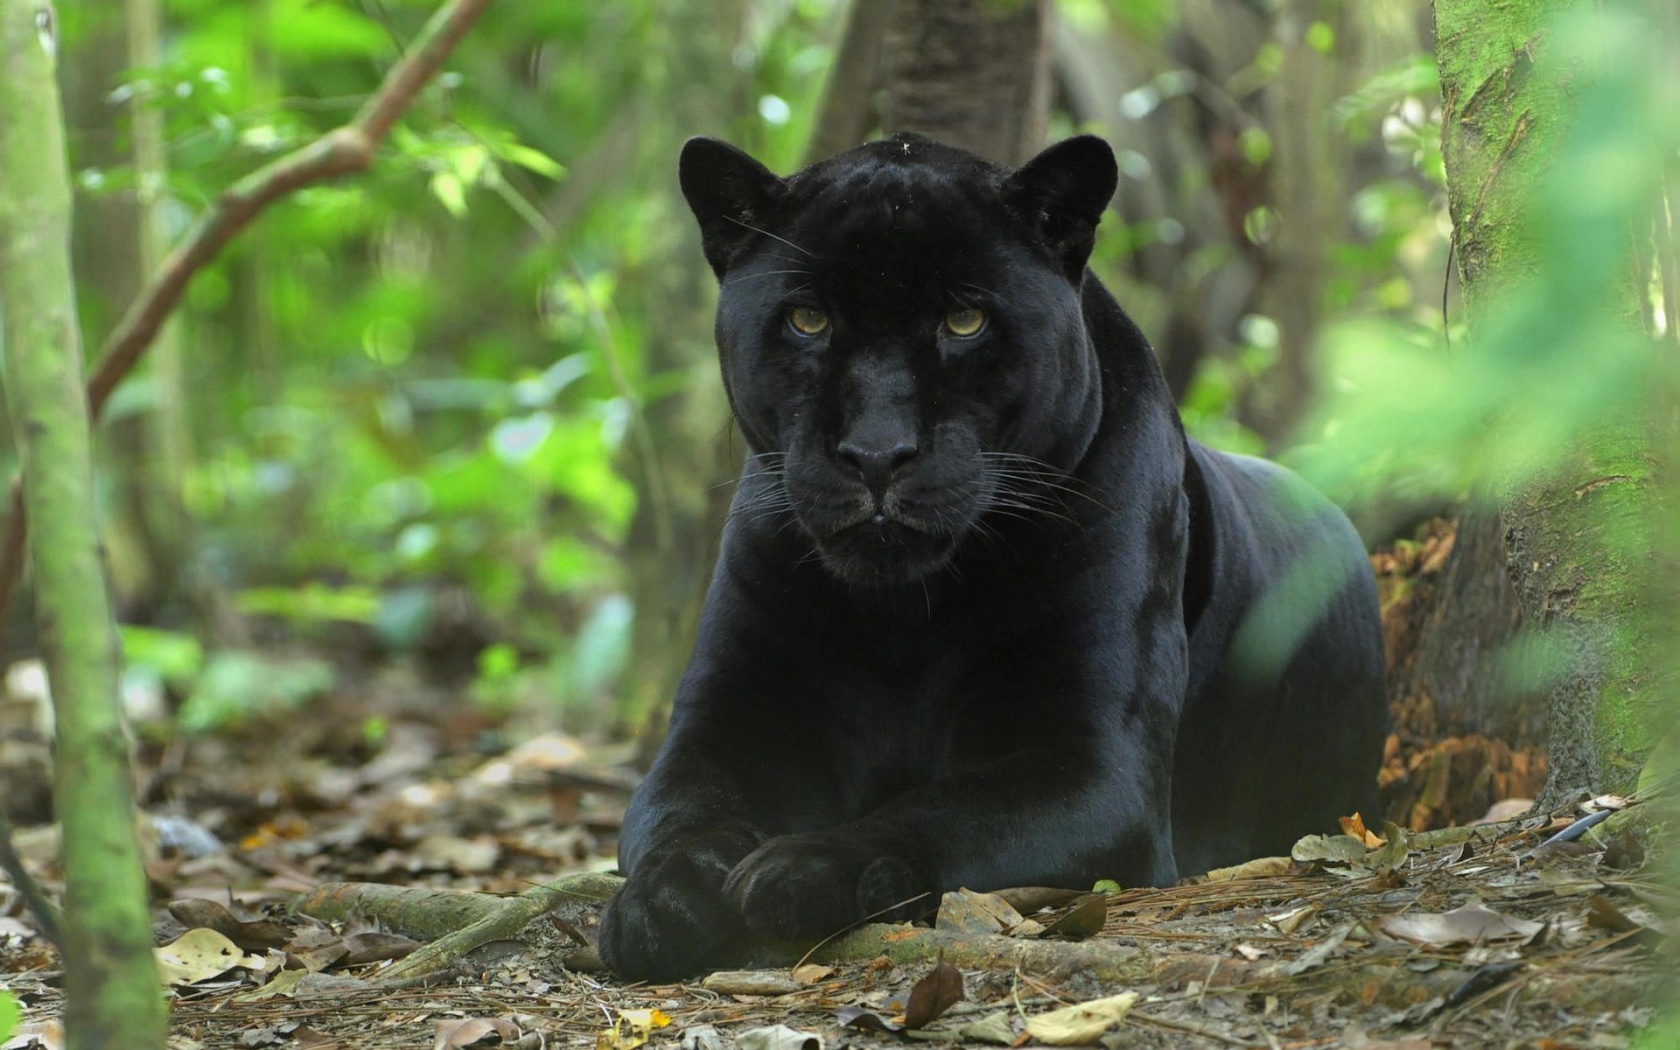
[0,806,61,945]
[0,0,494,644]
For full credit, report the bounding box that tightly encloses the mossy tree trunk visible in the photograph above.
[1435,0,1665,800]
[0,2,168,1047]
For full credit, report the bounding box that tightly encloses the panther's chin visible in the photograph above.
[813,517,957,586]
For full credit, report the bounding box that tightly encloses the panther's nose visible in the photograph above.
[836,438,918,497]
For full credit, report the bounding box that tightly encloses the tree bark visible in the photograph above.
[622,0,750,749]
[880,0,1053,166]
[0,3,169,1046]
[1434,0,1665,800]
[127,0,194,607]
[804,0,891,164]
[1386,506,1533,744]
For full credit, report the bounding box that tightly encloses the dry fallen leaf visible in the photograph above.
[231,968,309,1002]
[1023,992,1139,1045]
[1202,856,1293,882]
[992,887,1085,913]
[1266,903,1319,934]
[1339,813,1387,848]
[1377,903,1544,947]
[903,953,964,1029]
[956,1012,1015,1045]
[1291,834,1369,865]
[1,1019,64,1050]
[167,899,291,950]
[680,1025,727,1050]
[341,930,420,965]
[413,833,500,875]
[1367,821,1411,871]
[595,1008,670,1050]
[935,888,1024,935]
[155,928,268,986]
[735,1025,821,1050]
[835,1006,901,1033]
[434,1017,519,1049]
[1042,894,1108,938]
[701,971,800,996]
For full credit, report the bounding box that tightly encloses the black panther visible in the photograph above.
[597,133,1385,982]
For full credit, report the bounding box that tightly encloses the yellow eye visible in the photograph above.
[788,307,829,336]
[944,308,986,337]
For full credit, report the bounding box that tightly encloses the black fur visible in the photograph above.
[597,134,1385,982]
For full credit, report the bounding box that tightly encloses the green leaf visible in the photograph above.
[449,144,490,186]
[0,989,20,1043]
[430,171,468,217]
[498,142,566,180]
[268,0,388,59]
[120,626,204,686]
[478,642,519,682]
[236,584,381,624]
[1305,21,1335,54]
[177,652,335,734]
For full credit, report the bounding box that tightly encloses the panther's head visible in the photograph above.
[680,134,1119,587]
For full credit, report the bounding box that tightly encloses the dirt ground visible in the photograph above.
[1,677,1672,1049]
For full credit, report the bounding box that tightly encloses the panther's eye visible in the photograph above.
[787,307,829,336]
[943,308,986,338]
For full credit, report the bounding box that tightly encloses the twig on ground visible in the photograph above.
[0,807,61,945]
[296,873,621,988]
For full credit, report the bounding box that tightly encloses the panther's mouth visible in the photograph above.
[812,510,958,585]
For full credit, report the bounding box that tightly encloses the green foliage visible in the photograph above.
[1291,6,1677,513]
[0,989,18,1043]
[61,0,843,727]
[1632,1011,1680,1050]
[120,625,204,687]
[176,651,336,734]
[1289,3,1678,750]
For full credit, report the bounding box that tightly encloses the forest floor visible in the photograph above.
[0,521,1674,1050]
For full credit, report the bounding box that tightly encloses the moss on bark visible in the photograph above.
[1435,0,1663,797]
[0,3,168,1047]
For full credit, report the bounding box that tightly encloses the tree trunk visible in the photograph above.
[60,0,187,622]
[1434,0,1666,801]
[0,3,168,1047]
[1387,506,1534,744]
[621,0,750,749]
[1244,0,1358,445]
[127,0,194,614]
[805,0,891,164]
[880,0,1053,166]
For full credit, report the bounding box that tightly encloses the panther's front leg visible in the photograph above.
[718,744,1177,949]
[723,830,930,941]
[596,765,766,982]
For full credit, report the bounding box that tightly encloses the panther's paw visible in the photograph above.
[598,839,753,982]
[723,833,927,943]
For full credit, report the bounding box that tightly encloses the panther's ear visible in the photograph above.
[678,137,787,277]
[1003,136,1118,279]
